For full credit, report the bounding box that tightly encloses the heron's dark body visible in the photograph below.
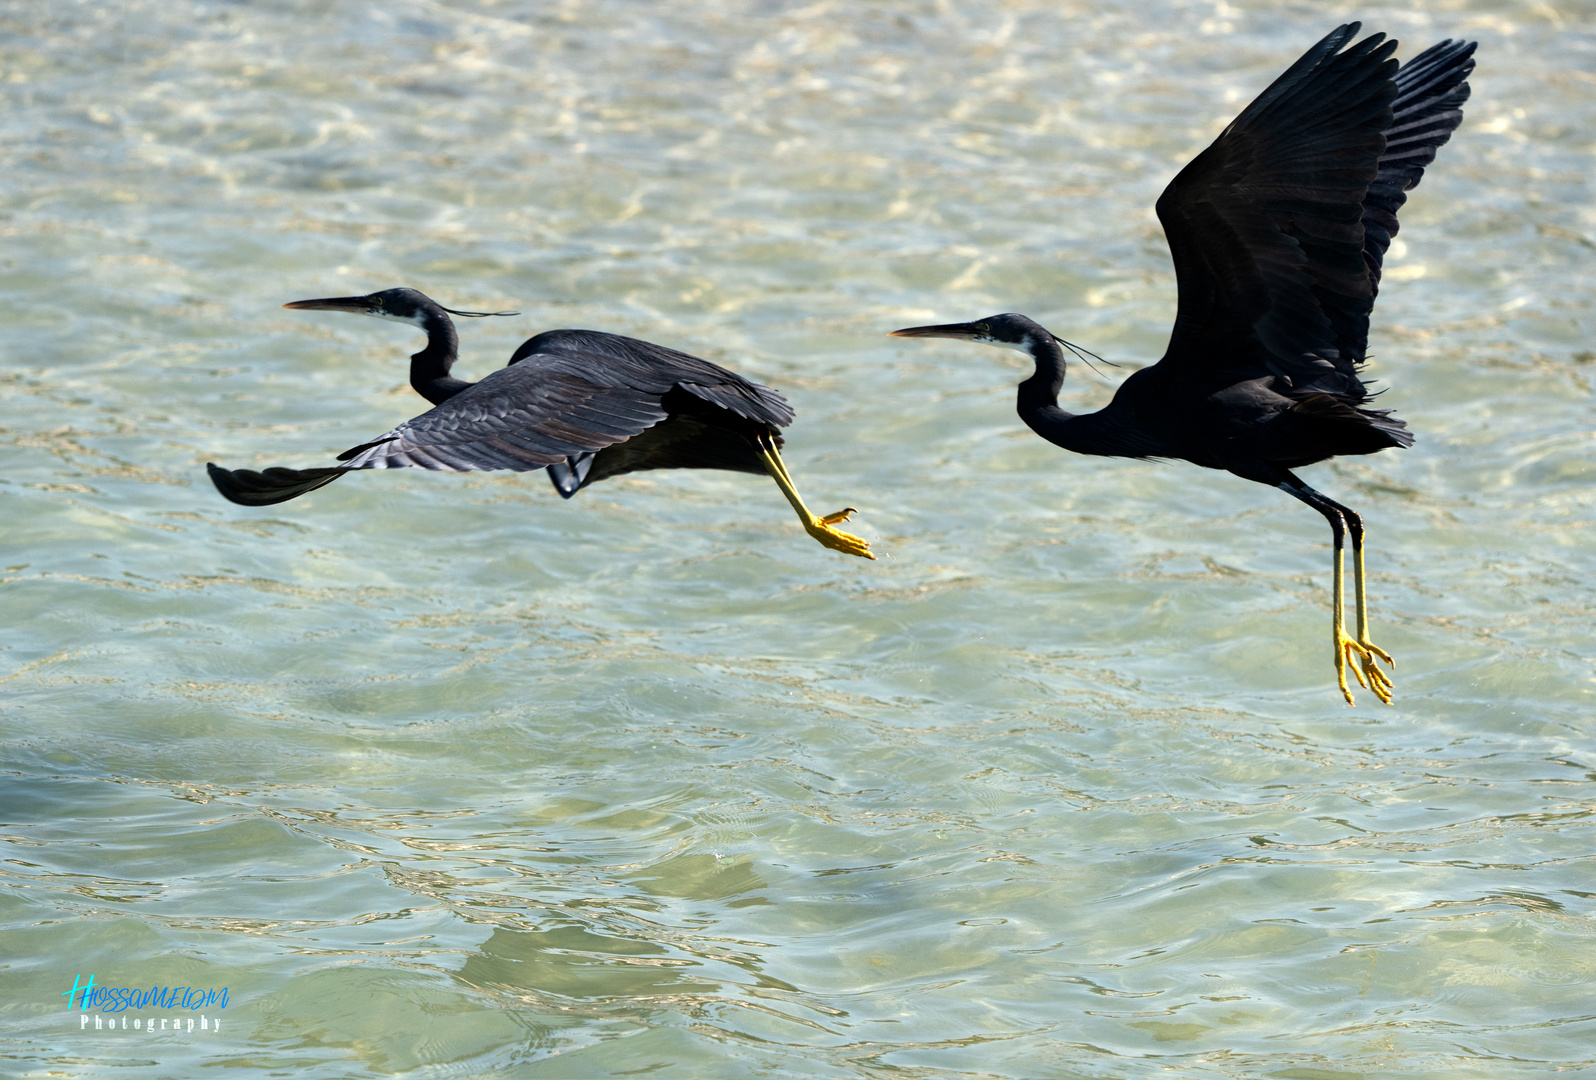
[1025,366,1410,479]
[987,27,1473,490]
[208,314,795,507]
[500,330,789,488]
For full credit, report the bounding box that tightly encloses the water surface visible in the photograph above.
[2,1,1593,1076]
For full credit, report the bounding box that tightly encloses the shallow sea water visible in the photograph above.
[2,0,1593,1076]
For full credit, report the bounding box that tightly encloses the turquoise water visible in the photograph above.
[2,1,1593,1076]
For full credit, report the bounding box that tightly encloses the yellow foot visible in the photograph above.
[1338,635,1395,706]
[806,510,874,559]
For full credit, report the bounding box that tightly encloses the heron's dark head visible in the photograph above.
[890,313,1055,354]
[891,313,1112,382]
[283,287,516,326]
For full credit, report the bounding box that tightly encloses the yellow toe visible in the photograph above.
[1339,635,1395,706]
[806,518,875,560]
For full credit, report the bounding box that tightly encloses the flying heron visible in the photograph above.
[893,25,1474,704]
[208,288,873,559]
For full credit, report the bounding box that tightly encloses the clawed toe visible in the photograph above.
[1339,635,1395,706]
[753,439,875,560]
[806,518,875,560]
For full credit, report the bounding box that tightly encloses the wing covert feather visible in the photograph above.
[1151,26,1474,396]
[511,330,794,427]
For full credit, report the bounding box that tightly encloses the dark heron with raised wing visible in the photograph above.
[208,288,873,559]
[892,24,1474,703]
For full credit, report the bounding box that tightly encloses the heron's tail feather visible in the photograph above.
[1289,394,1414,451]
[1357,407,1415,449]
[207,463,352,506]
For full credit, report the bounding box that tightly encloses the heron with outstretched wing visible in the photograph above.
[209,288,873,560]
[894,25,1475,703]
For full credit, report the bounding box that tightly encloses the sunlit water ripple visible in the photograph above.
[2,1,1593,1077]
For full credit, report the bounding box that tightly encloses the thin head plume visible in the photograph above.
[1051,332,1117,378]
[441,305,520,318]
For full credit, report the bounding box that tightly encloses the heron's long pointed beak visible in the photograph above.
[283,295,377,314]
[889,322,985,341]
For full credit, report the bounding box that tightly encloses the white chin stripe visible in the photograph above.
[371,310,429,327]
[989,335,1035,354]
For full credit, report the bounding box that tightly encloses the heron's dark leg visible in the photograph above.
[752,433,874,560]
[1277,475,1393,706]
[1310,490,1395,699]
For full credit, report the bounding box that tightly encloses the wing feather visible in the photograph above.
[336,368,668,472]
[1155,26,1404,395]
[510,330,795,428]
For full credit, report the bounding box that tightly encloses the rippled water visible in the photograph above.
[3,1,1593,1076]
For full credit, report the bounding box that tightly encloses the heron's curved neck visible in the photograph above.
[410,308,472,405]
[1016,336,1124,457]
[1016,335,1082,446]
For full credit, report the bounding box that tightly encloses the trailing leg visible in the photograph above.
[753,434,874,560]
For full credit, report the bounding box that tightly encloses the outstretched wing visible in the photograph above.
[336,329,792,472]
[208,329,794,505]
[1152,24,1468,398]
[334,361,668,472]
